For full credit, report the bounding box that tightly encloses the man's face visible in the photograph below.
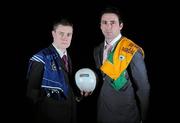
[100,13,123,43]
[52,25,73,50]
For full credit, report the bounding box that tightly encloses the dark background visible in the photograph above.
[2,0,178,122]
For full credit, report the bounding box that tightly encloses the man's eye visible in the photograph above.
[59,32,64,36]
[110,21,115,25]
[67,33,72,37]
[102,21,107,24]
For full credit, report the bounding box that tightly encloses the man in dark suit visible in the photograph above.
[26,18,77,123]
[93,7,150,123]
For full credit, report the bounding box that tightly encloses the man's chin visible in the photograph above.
[106,37,114,41]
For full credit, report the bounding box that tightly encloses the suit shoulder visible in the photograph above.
[94,43,103,51]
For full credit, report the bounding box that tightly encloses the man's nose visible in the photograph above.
[62,35,68,40]
[106,23,112,29]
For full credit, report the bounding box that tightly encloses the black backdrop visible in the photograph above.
[5,0,178,122]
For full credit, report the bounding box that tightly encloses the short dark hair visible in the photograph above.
[53,18,73,31]
[100,7,123,23]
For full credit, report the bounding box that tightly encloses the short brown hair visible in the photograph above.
[100,7,123,23]
[53,18,73,31]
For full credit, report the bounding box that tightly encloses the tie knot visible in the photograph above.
[62,55,67,62]
[105,44,112,52]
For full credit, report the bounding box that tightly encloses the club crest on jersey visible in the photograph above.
[119,55,125,61]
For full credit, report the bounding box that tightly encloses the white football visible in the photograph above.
[75,68,96,92]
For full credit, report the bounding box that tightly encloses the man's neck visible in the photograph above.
[105,33,122,46]
[52,43,67,57]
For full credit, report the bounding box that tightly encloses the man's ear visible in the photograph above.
[52,30,55,38]
[119,22,123,30]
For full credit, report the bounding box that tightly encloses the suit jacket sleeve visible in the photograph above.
[129,51,150,122]
[26,61,44,104]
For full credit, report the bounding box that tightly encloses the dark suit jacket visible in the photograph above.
[26,45,76,123]
[93,42,150,123]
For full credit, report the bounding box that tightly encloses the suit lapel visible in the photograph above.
[94,43,107,78]
[48,45,67,72]
[96,43,104,68]
[59,57,67,71]
[67,54,72,74]
[100,43,104,64]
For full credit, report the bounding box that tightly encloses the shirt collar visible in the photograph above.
[104,33,122,48]
[52,43,67,58]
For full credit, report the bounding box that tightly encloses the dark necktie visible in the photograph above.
[62,55,69,72]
